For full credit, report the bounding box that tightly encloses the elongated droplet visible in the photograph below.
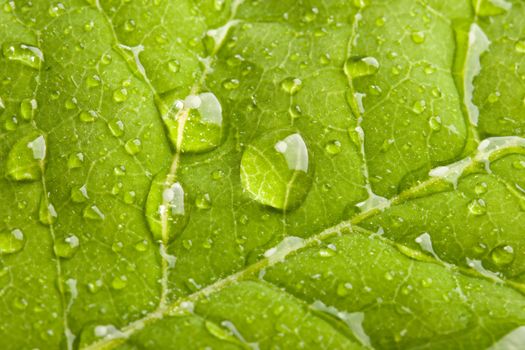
[156,91,224,153]
[0,229,25,255]
[145,169,190,242]
[2,42,44,69]
[6,133,46,181]
[39,195,58,225]
[344,56,379,79]
[240,131,313,211]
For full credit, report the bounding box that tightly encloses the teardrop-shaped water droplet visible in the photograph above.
[111,275,127,290]
[124,138,142,155]
[70,185,89,203]
[79,110,97,123]
[240,131,314,211]
[67,152,84,169]
[83,205,105,221]
[195,193,212,210]
[6,133,46,181]
[515,40,525,54]
[411,31,426,44]
[468,198,486,216]
[156,91,224,153]
[0,229,25,255]
[53,235,80,259]
[280,77,303,95]
[490,245,514,267]
[39,196,57,225]
[145,169,190,242]
[108,119,125,137]
[2,42,44,69]
[20,98,37,121]
[344,56,379,79]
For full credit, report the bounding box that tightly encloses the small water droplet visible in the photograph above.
[412,100,426,114]
[108,119,125,137]
[124,139,142,155]
[0,229,25,255]
[2,42,44,69]
[428,116,442,131]
[211,169,224,180]
[20,98,37,121]
[79,110,97,123]
[468,199,486,216]
[195,193,212,210]
[515,40,525,54]
[39,196,58,225]
[474,182,488,195]
[48,2,65,17]
[222,78,240,90]
[344,56,379,79]
[280,77,303,95]
[156,91,224,153]
[134,240,149,252]
[70,185,89,203]
[83,205,105,221]
[111,275,127,290]
[145,170,190,242]
[86,74,101,88]
[123,19,136,32]
[53,235,80,259]
[240,131,313,211]
[87,280,103,294]
[490,245,514,267]
[113,88,128,103]
[411,31,426,44]
[325,140,342,155]
[6,133,46,181]
[67,152,84,169]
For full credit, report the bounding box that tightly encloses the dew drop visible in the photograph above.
[490,245,514,267]
[515,40,525,54]
[53,235,80,259]
[474,182,488,195]
[195,193,212,210]
[411,31,426,44]
[113,88,128,103]
[222,78,240,90]
[280,77,303,95]
[344,56,379,79]
[70,185,89,203]
[428,116,442,131]
[156,91,224,153]
[67,152,84,169]
[108,119,125,137]
[6,133,46,181]
[86,74,101,88]
[468,198,486,216]
[124,138,142,155]
[325,140,342,155]
[240,131,313,211]
[83,205,105,221]
[0,229,25,255]
[145,170,190,242]
[111,275,127,290]
[39,196,58,225]
[412,100,426,114]
[20,98,37,121]
[48,2,65,17]
[79,110,97,123]
[2,42,44,69]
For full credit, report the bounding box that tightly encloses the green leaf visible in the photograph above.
[0,0,524,349]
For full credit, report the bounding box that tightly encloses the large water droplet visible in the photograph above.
[240,131,313,211]
[2,42,44,69]
[344,56,379,79]
[0,229,25,255]
[145,170,190,242]
[156,91,224,153]
[6,133,46,181]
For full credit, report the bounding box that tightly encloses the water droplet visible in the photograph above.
[468,199,486,216]
[240,131,313,211]
[6,133,46,181]
[123,19,136,32]
[53,235,80,259]
[318,248,336,257]
[412,100,426,114]
[124,139,142,155]
[325,140,342,155]
[336,282,352,297]
[473,0,511,16]
[67,152,84,169]
[111,275,127,290]
[101,53,112,65]
[411,31,426,44]
[65,98,78,110]
[39,196,58,225]
[134,240,149,252]
[280,77,303,95]
[86,74,101,88]
[145,170,190,242]
[108,119,124,137]
[157,91,224,153]
[515,40,525,54]
[490,245,514,267]
[2,42,44,69]
[70,185,89,203]
[222,78,240,90]
[79,110,97,123]
[20,98,37,121]
[83,205,105,221]
[0,229,25,255]
[487,92,500,103]
[428,116,442,131]
[48,2,65,17]
[211,169,224,180]
[87,280,103,294]
[474,182,488,195]
[344,56,379,79]
[195,193,212,210]
[167,59,180,73]
[113,88,128,103]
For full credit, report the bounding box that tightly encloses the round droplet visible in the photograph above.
[344,56,379,79]
[280,77,303,95]
[195,193,212,210]
[325,140,342,155]
[123,19,136,32]
[79,110,97,123]
[134,240,149,252]
[125,139,142,155]
[240,131,314,211]
[515,40,525,54]
[411,31,426,44]
[145,170,190,242]
[211,169,224,180]
[468,199,486,216]
[6,133,46,181]
[156,91,224,153]
[113,88,128,103]
[54,235,80,259]
[48,2,65,17]
[0,229,25,255]
[474,182,488,195]
[108,119,125,137]
[67,152,84,169]
[111,275,127,290]
[222,78,240,90]
[490,245,514,267]
[412,100,426,114]
[428,116,442,131]
[86,74,101,88]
